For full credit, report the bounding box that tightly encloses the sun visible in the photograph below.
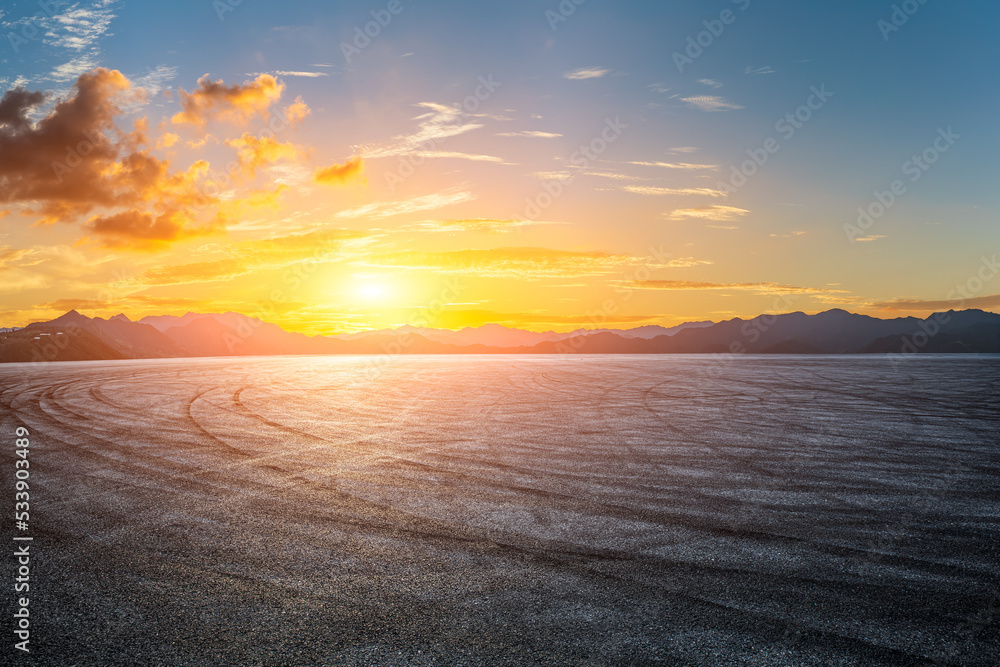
[350,274,394,303]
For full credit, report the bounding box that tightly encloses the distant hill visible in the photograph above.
[2,309,998,362]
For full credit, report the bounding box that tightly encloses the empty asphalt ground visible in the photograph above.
[1,355,998,665]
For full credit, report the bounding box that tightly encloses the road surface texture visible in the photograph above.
[1,355,997,665]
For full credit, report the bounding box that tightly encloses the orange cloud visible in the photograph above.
[83,209,217,251]
[227,133,305,177]
[156,132,179,149]
[0,69,316,250]
[314,157,364,185]
[140,229,376,285]
[284,96,310,127]
[171,74,284,128]
[630,280,848,295]
[368,247,632,278]
[0,68,134,219]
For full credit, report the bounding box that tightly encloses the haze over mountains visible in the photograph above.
[1,308,998,363]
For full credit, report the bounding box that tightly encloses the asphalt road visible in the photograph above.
[1,355,997,665]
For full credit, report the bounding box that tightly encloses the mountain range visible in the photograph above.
[1,308,998,363]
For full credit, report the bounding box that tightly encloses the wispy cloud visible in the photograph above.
[854,234,887,242]
[133,65,179,96]
[533,171,573,182]
[252,70,330,78]
[629,161,718,171]
[872,294,1000,311]
[496,131,562,138]
[584,171,648,181]
[45,3,117,51]
[408,151,509,163]
[671,147,699,154]
[746,66,775,75]
[681,96,744,112]
[666,206,750,222]
[140,230,375,286]
[411,219,566,233]
[699,78,723,88]
[367,247,630,278]
[361,103,506,164]
[624,185,727,198]
[564,67,610,80]
[336,190,475,220]
[630,281,849,295]
[648,83,671,93]
[50,55,101,82]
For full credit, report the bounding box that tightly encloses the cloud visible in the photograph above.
[661,258,714,268]
[624,185,727,198]
[407,150,509,163]
[284,96,310,127]
[228,133,306,177]
[156,132,179,149]
[314,157,365,185]
[564,68,610,80]
[132,65,179,96]
[854,234,887,242]
[45,4,118,51]
[0,69,300,249]
[671,147,698,153]
[533,171,573,181]
[699,78,723,88]
[50,55,102,82]
[362,102,504,163]
[0,246,36,268]
[665,206,750,222]
[629,161,718,171]
[259,70,330,78]
[746,66,775,75]
[140,229,375,286]
[871,294,1000,312]
[415,309,669,330]
[648,83,671,94]
[83,209,215,250]
[36,295,203,313]
[630,281,848,295]
[496,131,562,138]
[412,218,565,233]
[336,190,474,220]
[584,171,647,181]
[681,96,744,112]
[172,73,284,127]
[366,247,631,278]
[0,68,137,222]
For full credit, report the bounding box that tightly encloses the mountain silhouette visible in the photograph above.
[2,309,998,362]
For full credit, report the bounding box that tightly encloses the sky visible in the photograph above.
[1,0,998,334]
